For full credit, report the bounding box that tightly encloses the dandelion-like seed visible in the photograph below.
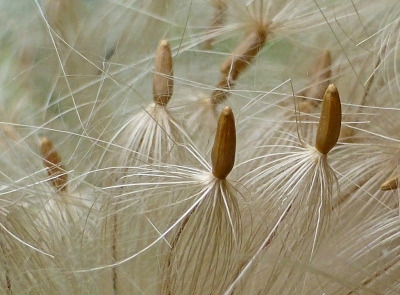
[229,84,341,293]
[0,133,101,293]
[98,107,243,294]
[157,106,244,294]
[105,39,191,171]
[156,107,241,295]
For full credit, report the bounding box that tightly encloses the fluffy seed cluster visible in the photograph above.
[1,0,400,294]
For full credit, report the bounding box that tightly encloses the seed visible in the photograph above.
[315,84,342,155]
[211,106,236,179]
[153,39,174,106]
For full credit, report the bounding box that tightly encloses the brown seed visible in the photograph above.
[211,107,236,179]
[153,39,174,106]
[380,176,399,190]
[40,137,68,192]
[315,84,342,155]
[306,49,332,101]
[220,29,268,81]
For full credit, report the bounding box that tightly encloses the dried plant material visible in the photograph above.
[315,84,342,155]
[380,176,399,190]
[220,29,268,81]
[40,137,68,192]
[153,39,174,106]
[306,50,332,101]
[212,107,236,179]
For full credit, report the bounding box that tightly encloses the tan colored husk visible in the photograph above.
[315,84,342,155]
[212,107,236,179]
[153,39,174,106]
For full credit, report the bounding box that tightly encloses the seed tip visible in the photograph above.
[326,84,337,93]
[159,39,169,48]
[40,137,53,154]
